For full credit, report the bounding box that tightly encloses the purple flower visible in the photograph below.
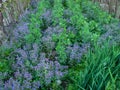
[41,35,55,50]
[32,81,41,89]
[41,10,52,26]
[13,23,29,41]
[16,49,28,59]
[14,70,22,79]
[66,43,89,64]
[45,71,53,85]
[4,78,21,90]
[24,72,32,81]
[15,56,24,68]
[22,80,31,89]
[54,61,61,70]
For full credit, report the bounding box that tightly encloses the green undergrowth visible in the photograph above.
[25,0,50,43]
[52,0,71,64]
[0,46,13,73]
[65,42,120,90]
[0,0,120,89]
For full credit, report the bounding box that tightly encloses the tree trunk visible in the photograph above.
[0,0,6,44]
[0,0,4,32]
[114,0,118,17]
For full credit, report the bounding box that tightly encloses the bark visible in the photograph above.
[0,0,4,31]
[114,0,118,17]
[0,0,5,44]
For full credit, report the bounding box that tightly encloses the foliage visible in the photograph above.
[0,46,13,73]
[52,0,68,64]
[65,42,120,90]
[0,0,120,89]
[25,0,50,43]
[81,0,112,24]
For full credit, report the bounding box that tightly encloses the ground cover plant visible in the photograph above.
[0,0,120,90]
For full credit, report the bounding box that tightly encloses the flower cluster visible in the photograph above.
[98,23,120,45]
[66,43,90,65]
[0,42,68,89]
[13,22,29,42]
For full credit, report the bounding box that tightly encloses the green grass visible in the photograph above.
[65,42,120,90]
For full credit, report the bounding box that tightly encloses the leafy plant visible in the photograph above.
[25,0,50,43]
[0,0,120,90]
[0,46,13,73]
[65,42,120,90]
